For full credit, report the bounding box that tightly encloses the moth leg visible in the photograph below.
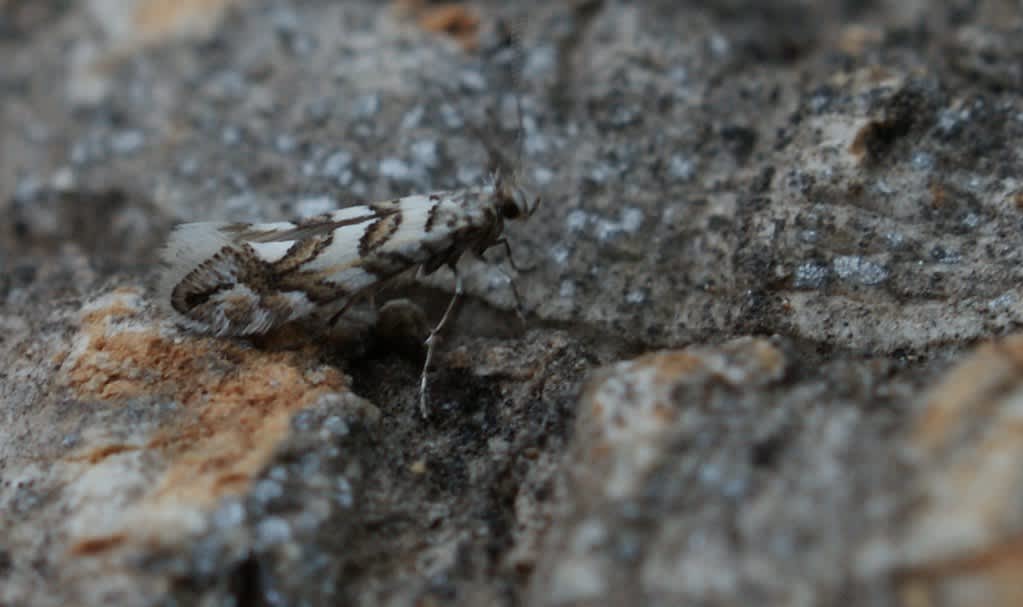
[487,238,526,320]
[492,237,522,271]
[420,268,464,418]
[495,264,526,321]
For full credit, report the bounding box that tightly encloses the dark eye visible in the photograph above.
[500,201,521,219]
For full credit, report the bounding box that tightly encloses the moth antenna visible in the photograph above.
[513,89,525,176]
[492,13,528,179]
[430,11,530,182]
[433,79,515,180]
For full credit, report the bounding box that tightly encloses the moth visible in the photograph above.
[160,172,539,417]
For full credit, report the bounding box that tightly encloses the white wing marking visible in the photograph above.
[249,240,295,263]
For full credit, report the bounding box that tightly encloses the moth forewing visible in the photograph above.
[160,177,536,343]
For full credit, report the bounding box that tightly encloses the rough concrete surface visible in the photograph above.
[3,0,1023,605]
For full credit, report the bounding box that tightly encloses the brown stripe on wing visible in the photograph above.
[170,244,272,313]
[271,231,335,273]
[275,271,355,304]
[358,211,403,257]
[224,210,387,243]
[425,195,441,233]
[360,249,419,277]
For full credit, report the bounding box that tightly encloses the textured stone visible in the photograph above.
[530,339,912,605]
[894,334,1023,607]
[4,0,1023,605]
[1,289,375,605]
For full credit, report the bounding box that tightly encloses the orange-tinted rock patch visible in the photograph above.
[68,533,128,557]
[899,333,1023,605]
[59,291,351,551]
[394,1,480,51]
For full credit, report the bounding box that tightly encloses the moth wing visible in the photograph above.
[158,194,472,336]
[224,205,387,243]
[159,203,406,335]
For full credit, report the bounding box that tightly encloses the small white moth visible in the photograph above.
[160,172,539,417]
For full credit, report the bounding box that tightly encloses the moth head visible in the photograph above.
[494,171,540,221]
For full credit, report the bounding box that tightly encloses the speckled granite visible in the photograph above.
[4,1,1023,605]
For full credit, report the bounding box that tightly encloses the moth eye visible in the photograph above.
[501,202,522,219]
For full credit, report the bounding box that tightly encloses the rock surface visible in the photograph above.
[3,0,1023,605]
